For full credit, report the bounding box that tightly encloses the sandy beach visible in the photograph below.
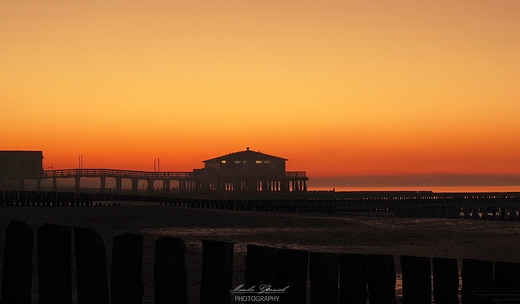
[1,203,520,303]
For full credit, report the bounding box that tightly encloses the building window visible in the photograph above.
[235,160,241,164]
[221,160,226,164]
[264,160,270,164]
[256,160,262,164]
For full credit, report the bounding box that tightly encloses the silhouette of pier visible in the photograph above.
[40,169,307,195]
[1,149,309,195]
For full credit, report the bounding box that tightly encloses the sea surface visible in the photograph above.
[308,185,520,193]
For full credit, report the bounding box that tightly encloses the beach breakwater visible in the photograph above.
[2,220,520,304]
[2,190,520,219]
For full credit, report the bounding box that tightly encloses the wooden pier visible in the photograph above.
[24,168,308,195]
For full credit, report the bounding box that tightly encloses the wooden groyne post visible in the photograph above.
[73,227,109,304]
[367,254,396,304]
[200,240,234,304]
[309,252,338,304]
[277,248,308,303]
[432,257,459,304]
[244,244,278,289]
[37,223,72,304]
[1,221,33,304]
[111,233,144,304]
[494,261,520,289]
[154,237,188,304]
[400,255,430,304]
[339,253,368,304]
[461,258,494,301]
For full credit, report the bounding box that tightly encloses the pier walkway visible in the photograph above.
[14,169,308,195]
[42,169,190,195]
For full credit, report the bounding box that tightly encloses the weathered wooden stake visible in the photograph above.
[111,233,144,304]
[339,253,367,304]
[432,257,459,304]
[200,240,234,304]
[367,254,396,304]
[245,244,278,289]
[471,204,481,219]
[1,221,34,304]
[309,252,338,304]
[277,248,308,304]
[154,237,187,304]
[400,255,431,304]
[74,227,109,304]
[461,258,493,301]
[494,261,520,288]
[37,223,72,304]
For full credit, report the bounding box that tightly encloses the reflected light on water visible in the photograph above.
[309,185,520,193]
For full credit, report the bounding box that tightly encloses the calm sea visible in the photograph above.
[308,185,520,193]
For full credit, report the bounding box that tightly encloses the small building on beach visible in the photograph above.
[0,151,44,179]
[0,151,44,189]
[187,148,307,194]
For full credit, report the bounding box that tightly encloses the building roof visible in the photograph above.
[0,151,43,158]
[203,148,287,162]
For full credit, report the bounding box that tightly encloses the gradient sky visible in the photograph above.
[1,1,519,187]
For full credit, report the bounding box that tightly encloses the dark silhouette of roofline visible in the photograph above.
[0,150,43,156]
[203,148,288,162]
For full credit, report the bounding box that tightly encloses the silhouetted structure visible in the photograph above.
[191,148,307,194]
[0,151,43,190]
[6,220,520,303]
[3,149,307,195]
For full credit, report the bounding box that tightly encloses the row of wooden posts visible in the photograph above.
[0,191,97,207]
[0,191,337,212]
[2,220,520,304]
[393,203,520,221]
[393,204,461,219]
[2,190,520,216]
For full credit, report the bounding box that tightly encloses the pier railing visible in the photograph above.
[43,169,191,179]
[285,171,307,178]
[42,169,306,179]
[2,221,520,303]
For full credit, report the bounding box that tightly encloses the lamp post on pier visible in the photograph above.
[154,158,160,172]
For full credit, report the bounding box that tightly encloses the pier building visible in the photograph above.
[191,148,307,194]
[0,149,307,195]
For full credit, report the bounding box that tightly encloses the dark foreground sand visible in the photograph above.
[1,203,520,303]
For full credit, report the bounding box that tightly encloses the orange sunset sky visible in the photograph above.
[1,1,519,188]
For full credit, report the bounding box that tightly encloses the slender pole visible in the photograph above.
[153,158,160,172]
